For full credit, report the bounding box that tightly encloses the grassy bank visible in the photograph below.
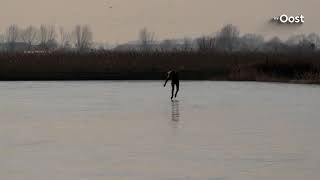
[0,51,319,83]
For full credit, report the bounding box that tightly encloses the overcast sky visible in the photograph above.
[1,0,319,43]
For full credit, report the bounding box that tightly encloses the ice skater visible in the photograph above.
[163,70,180,100]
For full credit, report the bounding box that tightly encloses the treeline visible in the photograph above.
[0,24,320,54]
[126,25,319,54]
[0,24,92,52]
[0,24,319,83]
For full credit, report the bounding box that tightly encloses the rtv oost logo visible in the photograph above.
[273,14,305,24]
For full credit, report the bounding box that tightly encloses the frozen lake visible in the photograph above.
[0,81,320,180]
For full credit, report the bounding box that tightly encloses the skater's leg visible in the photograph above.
[171,83,175,99]
[175,82,179,98]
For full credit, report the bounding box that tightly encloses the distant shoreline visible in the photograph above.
[0,52,319,84]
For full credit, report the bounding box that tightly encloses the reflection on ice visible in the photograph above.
[171,100,180,122]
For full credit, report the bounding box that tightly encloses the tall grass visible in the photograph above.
[0,51,319,82]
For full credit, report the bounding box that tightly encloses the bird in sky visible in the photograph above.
[104,1,113,8]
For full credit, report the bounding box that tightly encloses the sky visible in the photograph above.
[1,0,320,44]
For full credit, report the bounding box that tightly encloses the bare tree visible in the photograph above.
[306,33,320,50]
[39,25,57,50]
[182,37,192,51]
[286,34,316,52]
[286,34,307,46]
[21,25,38,50]
[5,24,20,52]
[139,27,155,51]
[72,25,93,51]
[0,33,4,44]
[196,36,215,52]
[264,36,286,53]
[240,33,264,52]
[160,39,177,51]
[216,24,240,52]
[0,33,4,52]
[58,26,71,50]
[39,25,47,47]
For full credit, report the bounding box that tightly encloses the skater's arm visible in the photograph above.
[163,71,171,87]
